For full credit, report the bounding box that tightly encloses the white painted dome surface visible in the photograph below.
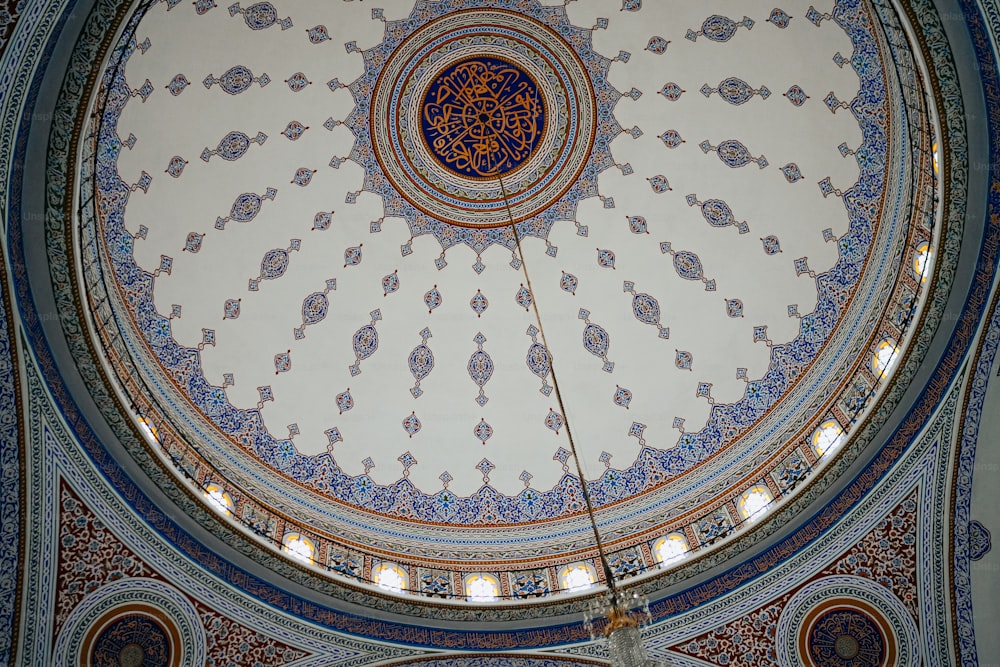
[85,0,930,591]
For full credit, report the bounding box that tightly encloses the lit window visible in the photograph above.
[559,563,597,592]
[932,141,939,175]
[737,486,773,522]
[137,416,159,444]
[281,532,315,565]
[373,563,408,593]
[871,339,898,375]
[464,573,500,602]
[914,241,931,284]
[653,533,689,565]
[203,483,233,516]
[812,420,845,457]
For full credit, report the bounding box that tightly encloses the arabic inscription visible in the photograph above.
[421,57,545,178]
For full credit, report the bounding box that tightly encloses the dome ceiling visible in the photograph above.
[81,0,936,601]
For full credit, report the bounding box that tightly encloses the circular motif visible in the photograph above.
[703,15,738,42]
[292,167,314,185]
[244,2,278,30]
[402,412,422,436]
[382,271,400,295]
[231,192,261,221]
[301,292,329,325]
[260,249,289,279]
[474,419,494,442]
[718,77,753,105]
[424,287,442,312]
[421,56,545,178]
[353,325,379,360]
[628,215,648,234]
[91,614,171,667]
[409,345,435,381]
[809,608,885,666]
[716,139,752,168]
[632,293,661,324]
[370,9,596,228]
[335,389,354,413]
[544,409,564,432]
[778,576,915,667]
[837,635,861,659]
[613,385,633,407]
[468,350,494,386]
[762,234,782,255]
[218,131,250,161]
[165,156,186,178]
[786,84,809,106]
[526,343,551,379]
[344,245,362,266]
[660,82,684,101]
[673,251,704,280]
[701,199,733,227]
[167,74,188,96]
[119,644,146,666]
[284,121,307,141]
[515,285,533,310]
[286,72,309,92]
[54,579,206,667]
[661,129,684,148]
[470,290,489,316]
[219,65,254,95]
[583,323,610,357]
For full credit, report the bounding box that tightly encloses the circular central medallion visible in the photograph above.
[835,635,860,659]
[371,9,596,228]
[808,608,886,666]
[421,56,545,179]
[119,644,145,667]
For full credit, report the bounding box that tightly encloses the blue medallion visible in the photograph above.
[632,293,660,324]
[91,615,171,667]
[301,292,329,325]
[231,192,262,221]
[353,325,378,360]
[808,609,885,665]
[583,323,610,357]
[409,328,435,399]
[716,77,752,105]
[673,251,704,280]
[421,56,544,178]
[218,65,255,94]
[259,249,289,279]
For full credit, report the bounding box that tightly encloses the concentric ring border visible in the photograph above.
[0,0,987,650]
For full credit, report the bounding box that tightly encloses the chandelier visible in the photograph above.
[497,178,663,667]
[573,450,664,667]
[584,588,664,667]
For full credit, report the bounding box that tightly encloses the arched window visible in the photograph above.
[281,532,315,565]
[914,241,931,284]
[652,533,689,565]
[872,339,898,375]
[464,573,500,602]
[932,141,939,175]
[203,483,233,517]
[558,562,597,592]
[137,416,159,444]
[812,420,845,457]
[737,486,773,523]
[373,562,408,593]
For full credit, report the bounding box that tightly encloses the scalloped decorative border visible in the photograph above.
[0,0,988,650]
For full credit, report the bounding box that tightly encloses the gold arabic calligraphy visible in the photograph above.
[422,58,544,178]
